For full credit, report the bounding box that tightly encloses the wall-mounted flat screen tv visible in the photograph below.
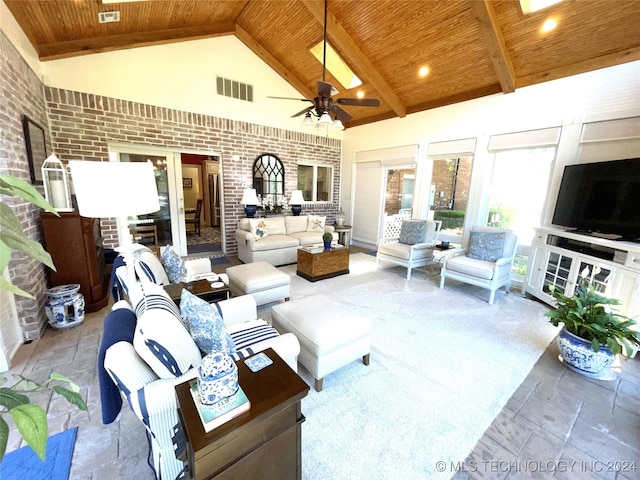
[552,158,640,241]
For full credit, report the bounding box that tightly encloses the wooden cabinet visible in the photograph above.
[40,211,108,312]
[524,227,640,319]
[176,349,309,480]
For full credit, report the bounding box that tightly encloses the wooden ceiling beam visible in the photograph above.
[38,23,236,61]
[234,24,316,101]
[301,0,406,118]
[469,0,516,94]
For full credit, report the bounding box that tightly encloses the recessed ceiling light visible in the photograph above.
[419,66,430,77]
[541,18,558,33]
[357,91,365,99]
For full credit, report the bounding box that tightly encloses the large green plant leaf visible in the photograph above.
[52,386,87,411]
[0,416,9,461]
[0,387,30,410]
[10,404,48,461]
[0,175,57,214]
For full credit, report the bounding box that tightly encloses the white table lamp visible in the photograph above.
[289,190,304,216]
[69,160,160,249]
[240,188,259,218]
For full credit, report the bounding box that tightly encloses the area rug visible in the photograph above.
[0,427,78,480]
[257,253,558,480]
[187,243,221,254]
[210,256,230,266]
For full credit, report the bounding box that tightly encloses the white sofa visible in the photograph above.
[235,214,336,266]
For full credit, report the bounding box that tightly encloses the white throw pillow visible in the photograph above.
[248,218,269,240]
[306,214,326,232]
[133,282,201,378]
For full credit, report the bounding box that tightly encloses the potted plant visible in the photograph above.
[322,232,333,251]
[545,267,640,380]
[0,174,87,461]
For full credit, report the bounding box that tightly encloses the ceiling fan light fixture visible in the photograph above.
[332,118,345,130]
[302,112,315,126]
[318,111,332,125]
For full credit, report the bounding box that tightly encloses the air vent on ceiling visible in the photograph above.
[216,76,253,102]
[98,11,120,23]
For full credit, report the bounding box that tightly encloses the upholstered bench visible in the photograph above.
[271,294,372,391]
[226,261,290,306]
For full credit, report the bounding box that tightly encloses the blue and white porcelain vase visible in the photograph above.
[557,327,615,380]
[197,352,239,405]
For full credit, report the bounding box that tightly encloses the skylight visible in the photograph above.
[519,0,564,14]
[310,41,362,91]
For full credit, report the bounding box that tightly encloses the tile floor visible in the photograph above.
[4,255,639,479]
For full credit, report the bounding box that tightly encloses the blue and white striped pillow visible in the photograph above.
[133,282,201,379]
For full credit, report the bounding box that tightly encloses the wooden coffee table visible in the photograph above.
[297,246,349,282]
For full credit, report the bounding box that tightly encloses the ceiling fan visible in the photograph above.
[268,0,380,128]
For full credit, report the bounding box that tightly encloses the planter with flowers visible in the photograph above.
[259,194,288,215]
[545,267,640,380]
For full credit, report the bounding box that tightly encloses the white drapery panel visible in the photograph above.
[352,145,418,246]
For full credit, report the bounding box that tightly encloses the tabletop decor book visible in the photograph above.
[190,379,251,432]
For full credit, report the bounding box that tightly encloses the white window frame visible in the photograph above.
[297,161,334,203]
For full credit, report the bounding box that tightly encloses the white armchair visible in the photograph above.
[376,218,440,279]
[439,226,518,304]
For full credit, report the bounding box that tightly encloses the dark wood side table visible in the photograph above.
[176,348,309,480]
[163,279,229,306]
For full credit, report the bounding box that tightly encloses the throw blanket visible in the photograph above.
[98,306,137,424]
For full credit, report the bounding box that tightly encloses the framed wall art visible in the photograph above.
[22,115,48,184]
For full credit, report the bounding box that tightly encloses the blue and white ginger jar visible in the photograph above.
[197,352,239,405]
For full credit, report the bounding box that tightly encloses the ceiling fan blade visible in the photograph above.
[317,81,338,97]
[268,96,313,102]
[336,97,381,107]
[292,106,313,118]
[332,106,353,122]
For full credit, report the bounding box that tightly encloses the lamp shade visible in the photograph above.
[240,188,258,205]
[289,190,304,205]
[69,160,160,218]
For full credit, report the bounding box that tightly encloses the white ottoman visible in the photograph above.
[226,261,290,306]
[271,294,372,391]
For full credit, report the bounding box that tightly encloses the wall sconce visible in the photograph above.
[289,190,304,216]
[41,154,73,212]
[240,188,259,218]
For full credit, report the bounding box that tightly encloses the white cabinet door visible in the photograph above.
[610,267,640,319]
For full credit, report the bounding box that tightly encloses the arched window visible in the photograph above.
[253,154,285,203]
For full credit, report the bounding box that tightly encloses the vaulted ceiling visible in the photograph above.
[5,0,640,128]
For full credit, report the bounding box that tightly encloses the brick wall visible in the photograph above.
[1,32,52,341]
[45,87,342,254]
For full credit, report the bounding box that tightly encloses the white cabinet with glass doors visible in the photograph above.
[524,227,640,320]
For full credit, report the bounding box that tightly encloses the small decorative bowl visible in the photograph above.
[197,352,239,405]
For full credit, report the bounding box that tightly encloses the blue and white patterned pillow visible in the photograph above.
[161,245,185,283]
[133,282,201,378]
[467,231,506,262]
[180,289,236,355]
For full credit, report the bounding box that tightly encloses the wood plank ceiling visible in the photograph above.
[6,0,640,128]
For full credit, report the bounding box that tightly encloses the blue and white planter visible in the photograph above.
[557,327,616,380]
[197,352,239,405]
